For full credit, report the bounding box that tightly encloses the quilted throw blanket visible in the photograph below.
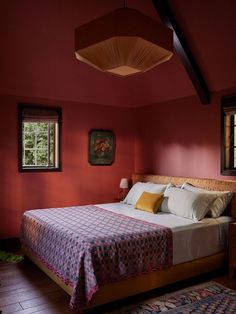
[21,205,173,310]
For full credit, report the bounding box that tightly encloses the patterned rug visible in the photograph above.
[108,282,236,313]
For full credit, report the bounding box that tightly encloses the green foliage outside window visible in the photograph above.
[23,122,55,167]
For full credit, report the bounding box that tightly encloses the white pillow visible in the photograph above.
[123,182,167,206]
[181,182,233,218]
[160,187,216,221]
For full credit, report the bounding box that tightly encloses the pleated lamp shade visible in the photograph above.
[75,8,173,77]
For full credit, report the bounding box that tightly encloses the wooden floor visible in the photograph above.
[1,257,236,314]
[0,259,74,314]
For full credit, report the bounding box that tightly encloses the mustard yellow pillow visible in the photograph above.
[135,192,164,213]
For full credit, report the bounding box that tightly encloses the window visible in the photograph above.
[18,104,62,172]
[221,95,236,175]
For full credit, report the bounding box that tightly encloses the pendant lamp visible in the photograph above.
[75,6,173,77]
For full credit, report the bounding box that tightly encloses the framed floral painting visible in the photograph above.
[88,129,115,165]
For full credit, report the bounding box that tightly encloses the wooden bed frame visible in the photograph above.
[22,174,236,309]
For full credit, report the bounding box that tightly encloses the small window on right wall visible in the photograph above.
[221,95,236,175]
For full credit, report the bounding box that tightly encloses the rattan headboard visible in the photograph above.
[132,174,236,219]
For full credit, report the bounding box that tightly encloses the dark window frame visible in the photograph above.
[221,95,236,176]
[18,103,62,172]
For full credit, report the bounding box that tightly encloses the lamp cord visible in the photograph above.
[124,0,126,8]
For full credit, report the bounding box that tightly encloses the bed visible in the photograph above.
[21,174,236,311]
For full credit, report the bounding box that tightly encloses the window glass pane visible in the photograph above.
[24,132,35,149]
[24,122,35,132]
[24,150,35,165]
[49,149,54,166]
[50,124,54,141]
[36,122,48,132]
[234,148,236,168]
[36,150,48,166]
[49,123,55,166]
[36,132,48,149]
[234,126,236,147]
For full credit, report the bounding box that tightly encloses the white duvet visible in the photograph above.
[97,202,232,265]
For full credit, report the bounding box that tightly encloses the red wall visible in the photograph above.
[0,95,135,238]
[2,90,236,238]
[135,91,236,181]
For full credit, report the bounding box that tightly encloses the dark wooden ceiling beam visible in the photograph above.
[152,0,210,105]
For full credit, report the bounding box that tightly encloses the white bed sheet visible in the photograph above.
[98,202,233,265]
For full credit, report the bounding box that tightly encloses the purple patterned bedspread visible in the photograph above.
[21,205,173,310]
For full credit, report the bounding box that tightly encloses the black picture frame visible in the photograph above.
[88,129,115,165]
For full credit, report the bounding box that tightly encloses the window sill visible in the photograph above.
[19,167,62,173]
[221,169,236,176]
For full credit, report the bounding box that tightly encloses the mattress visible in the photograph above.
[98,202,233,265]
